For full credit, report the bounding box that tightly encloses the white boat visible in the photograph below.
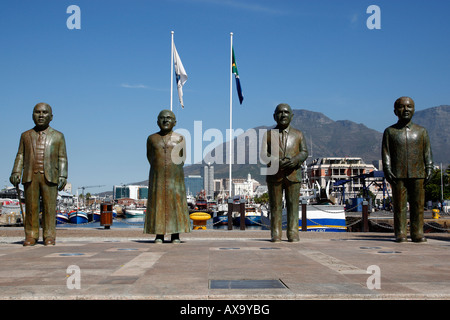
[187,194,196,209]
[1,201,21,214]
[299,204,346,232]
[261,204,346,232]
[212,202,229,225]
[124,208,146,218]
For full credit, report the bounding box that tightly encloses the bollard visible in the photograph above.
[100,203,113,229]
[432,209,440,219]
[239,199,246,230]
[301,200,307,231]
[190,212,211,230]
[227,198,233,230]
[362,201,369,232]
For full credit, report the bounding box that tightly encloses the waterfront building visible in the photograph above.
[307,157,382,204]
[204,163,214,199]
[113,185,148,201]
[214,174,260,199]
[184,175,203,197]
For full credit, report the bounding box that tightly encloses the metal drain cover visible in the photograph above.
[210,279,287,289]
[378,250,402,254]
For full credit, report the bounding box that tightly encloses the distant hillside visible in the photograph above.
[413,105,450,165]
[138,106,449,185]
[184,108,384,183]
[289,109,383,161]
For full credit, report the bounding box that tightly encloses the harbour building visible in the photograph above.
[184,175,203,197]
[204,163,214,199]
[307,157,385,205]
[113,185,148,201]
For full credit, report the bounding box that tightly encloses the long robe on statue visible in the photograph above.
[144,131,190,235]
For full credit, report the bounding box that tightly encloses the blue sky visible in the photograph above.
[1,0,450,194]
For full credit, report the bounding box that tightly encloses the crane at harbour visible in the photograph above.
[77,185,106,197]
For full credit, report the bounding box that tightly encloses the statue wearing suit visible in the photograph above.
[261,104,308,242]
[10,103,68,246]
[382,97,433,243]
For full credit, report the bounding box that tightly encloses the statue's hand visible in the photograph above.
[58,177,67,191]
[280,157,294,170]
[9,173,20,187]
[280,156,301,170]
[385,169,397,184]
[425,168,433,185]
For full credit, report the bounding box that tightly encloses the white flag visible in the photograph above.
[173,42,188,108]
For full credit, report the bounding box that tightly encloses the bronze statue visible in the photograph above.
[261,104,308,242]
[144,110,190,243]
[382,96,433,242]
[10,103,68,246]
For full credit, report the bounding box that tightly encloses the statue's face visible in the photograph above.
[273,104,293,128]
[32,104,53,129]
[157,110,176,132]
[394,98,415,121]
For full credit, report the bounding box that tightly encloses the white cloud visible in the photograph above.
[120,83,148,89]
[185,0,289,15]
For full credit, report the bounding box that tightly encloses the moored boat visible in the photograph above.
[124,208,146,218]
[261,204,347,232]
[213,213,228,225]
[91,209,101,222]
[212,202,228,225]
[187,194,196,210]
[299,204,346,232]
[56,212,69,224]
[234,205,262,226]
[68,211,89,224]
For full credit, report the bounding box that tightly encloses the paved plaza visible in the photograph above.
[0,227,448,302]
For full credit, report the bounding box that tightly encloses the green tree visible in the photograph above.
[425,165,450,202]
[254,192,269,204]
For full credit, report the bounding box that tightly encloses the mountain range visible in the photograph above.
[182,105,449,184]
[98,104,448,196]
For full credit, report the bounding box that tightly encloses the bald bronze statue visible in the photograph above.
[10,103,68,246]
[382,97,433,243]
[144,110,190,243]
[261,104,308,242]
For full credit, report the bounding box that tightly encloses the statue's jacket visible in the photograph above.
[11,127,68,184]
[382,122,433,179]
[261,125,308,184]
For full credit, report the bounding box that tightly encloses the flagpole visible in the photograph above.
[229,32,233,198]
[170,31,174,111]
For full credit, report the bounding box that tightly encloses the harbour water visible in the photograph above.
[53,210,449,233]
[56,216,268,230]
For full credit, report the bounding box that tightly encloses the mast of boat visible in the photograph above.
[76,189,79,212]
